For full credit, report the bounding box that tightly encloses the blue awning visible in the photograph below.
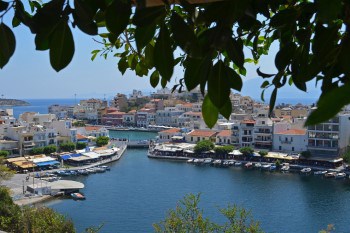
[70,153,82,157]
[35,161,60,167]
[60,155,71,160]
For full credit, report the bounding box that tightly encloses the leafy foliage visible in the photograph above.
[30,147,44,155]
[1,1,350,125]
[342,151,350,163]
[153,193,263,233]
[214,145,234,155]
[76,142,87,150]
[239,147,254,156]
[0,158,14,183]
[258,150,268,157]
[0,150,9,157]
[59,142,76,152]
[72,121,86,127]
[96,136,109,147]
[193,140,214,153]
[43,145,57,154]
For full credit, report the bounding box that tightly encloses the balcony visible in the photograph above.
[280,140,292,144]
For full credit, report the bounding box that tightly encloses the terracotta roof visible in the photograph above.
[188,130,218,137]
[185,111,202,116]
[160,128,181,134]
[217,130,231,137]
[85,126,102,131]
[242,120,256,124]
[77,134,88,139]
[182,103,193,107]
[275,129,306,135]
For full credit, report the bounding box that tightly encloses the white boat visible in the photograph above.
[280,165,290,172]
[213,160,222,166]
[228,160,235,166]
[234,162,242,166]
[325,172,337,178]
[254,163,262,168]
[300,168,312,173]
[203,158,212,164]
[314,170,327,175]
[261,164,271,170]
[335,172,347,179]
[244,162,253,168]
[187,159,194,163]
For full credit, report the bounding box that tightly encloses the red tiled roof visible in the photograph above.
[77,134,88,139]
[217,130,231,137]
[276,129,306,135]
[185,111,202,116]
[85,126,102,131]
[242,120,256,124]
[188,130,218,137]
[160,128,181,134]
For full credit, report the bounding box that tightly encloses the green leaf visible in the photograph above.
[118,57,128,75]
[225,65,242,91]
[105,0,131,36]
[73,12,98,35]
[12,16,21,27]
[154,25,174,81]
[208,60,231,108]
[0,1,9,12]
[219,98,232,120]
[305,83,350,126]
[261,80,270,88]
[170,12,199,56]
[161,76,167,88]
[275,43,296,71]
[316,0,342,24]
[202,95,219,129]
[49,20,75,72]
[226,38,244,69]
[269,87,278,117]
[257,67,274,78]
[261,88,266,102]
[0,23,16,69]
[133,6,165,27]
[35,33,50,51]
[150,70,160,88]
[270,8,297,28]
[338,35,350,74]
[184,56,211,91]
[135,23,156,51]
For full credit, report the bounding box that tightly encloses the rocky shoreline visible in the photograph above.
[0,99,30,106]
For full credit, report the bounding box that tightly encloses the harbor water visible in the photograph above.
[44,131,350,233]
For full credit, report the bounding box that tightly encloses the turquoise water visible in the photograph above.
[45,131,350,233]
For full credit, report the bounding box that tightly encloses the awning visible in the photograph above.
[35,161,60,167]
[60,155,71,160]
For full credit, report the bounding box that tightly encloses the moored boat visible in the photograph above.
[335,172,347,179]
[324,172,337,178]
[187,159,194,163]
[280,165,290,172]
[300,167,312,174]
[261,164,271,170]
[234,162,242,166]
[254,163,262,168]
[244,162,253,168]
[314,170,327,176]
[203,158,212,165]
[213,160,222,166]
[71,192,86,200]
[269,165,277,171]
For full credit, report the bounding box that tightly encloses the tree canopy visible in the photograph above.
[193,140,214,153]
[96,136,109,147]
[0,0,349,127]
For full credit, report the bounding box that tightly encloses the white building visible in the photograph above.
[273,129,307,153]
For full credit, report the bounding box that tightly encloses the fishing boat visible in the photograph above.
[254,163,262,168]
[314,170,327,176]
[203,158,212,165]
[99,165,110,171]
[71,192,86,200]
[269,165,277,171]
[213,160,222,166]
[335,172,347,179]
[187,159,194,163]
[300,167,312,174]
[234,162,242,166]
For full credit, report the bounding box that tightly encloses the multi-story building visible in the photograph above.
[110,93,128,111]
[158,128,182,142]
[76,126,108,138]
[185,129,218,143]
[253,117,273,150]
[123,112,136,126]
[216,130,232,145]
[48,104,74,118]
[239,119,255,147]
[19,112,56,125]
[307,113,350,157]
[155,107,184,127]
[101,110,125,126]
[273,129,307,153]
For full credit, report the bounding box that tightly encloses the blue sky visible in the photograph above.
[0,19,321,102]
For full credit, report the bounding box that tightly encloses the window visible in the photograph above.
[292,147,294,151]
[191,137,193,142]
[279,146,282,150]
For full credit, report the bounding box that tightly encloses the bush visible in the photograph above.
[76,142,87,150]
[43,145,57,154]
[258,150,268,157]
[72,121,86,127]
[301,151,312,159]
[96,136,109,147]
[214,145,234,155]
[30,147,44,155]
[275,159,281,167]
[59,142,76,152]
[342,151,350,163]
[239,147,254,156]
[0,150,9,157]
[193,140,214,153]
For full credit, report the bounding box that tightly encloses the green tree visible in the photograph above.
[0,150,9,157]
[0,1,349,127]
[43,145,57,154]
[214,145,234,155]
[96,136,109,147]
[301,150,312,159]
[30,147,44,155]
[59,142,76,152]
[258,150,268,157]
[193,140,214,154]
[76,142,87,150]
[342,151,350,163]
[72,121,86,127]
[240,147,254,156]
[153,193,263,233]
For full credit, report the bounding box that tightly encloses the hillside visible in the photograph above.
[0,99,30,106]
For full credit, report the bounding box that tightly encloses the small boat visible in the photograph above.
[187,159,194,163]
[213,160,222,166]
[335,172,347,179]
[261,164,271,170]
[222,161,230,167]
[99,165,110,171]
[86,168,96,174]
[203,158,212,165]
[228,160,235,166]
[254,163,262,168]
[94,167,106,173]
[269,165,277,171]
[300,168,312,173]
[71,192,86,200]
[314,170,327,176]
[325,172,337,178]
[244,162,253,168]
[234,162,242,166]
[280,165,290,172]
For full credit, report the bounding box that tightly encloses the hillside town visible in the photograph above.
[0,88,349,163]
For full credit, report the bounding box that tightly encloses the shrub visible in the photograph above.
[301,151,312,159]
[76,142,87,150]
[193,140,214,153]
[0,150,9,157]
[59,142,76,152]
[342,151,350,163]
[239,147,254,156]
[258,150,268,157]
[96,136,109,147]
[30,147,44,155]
[43,145,57,154]
[214,145,234,155]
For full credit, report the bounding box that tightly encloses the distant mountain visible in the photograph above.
[0,99,30,106]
